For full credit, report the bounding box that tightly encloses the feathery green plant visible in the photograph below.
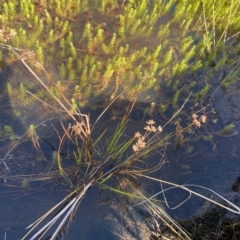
[1,0,240,239]
[3,0,240,118]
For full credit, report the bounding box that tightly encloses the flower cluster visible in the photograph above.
[132,132,146,153]
[192,113,207,128]
[0,27,16,43]
[132,120,163,153]
[72,121,85,136]
[144,120,163,133]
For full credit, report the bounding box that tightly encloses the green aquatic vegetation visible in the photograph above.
[158,104,166,114]
[171,89,181,106]
[19,82,27,101]
[221,69,239,89]
[4,125,12,134]
[51,151,57,163]
[0,0,207,116]
[147,102,156,117]
[220,123,235,135]
[202,134,213,142]
[1,1,240,239]
[195,83,211,102]
[185,145,194,154]
[6,82,13,96]
[21,178,29,188]
[0,0,239,120]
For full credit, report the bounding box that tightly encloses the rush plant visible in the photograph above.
[1,0,240,239]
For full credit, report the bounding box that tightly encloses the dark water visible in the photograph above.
[0,70,149,239]
[1,62,240,239]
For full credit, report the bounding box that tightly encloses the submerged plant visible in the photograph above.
[1,0,240,239]
[1,0,239,120]
[3,125,12,134]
